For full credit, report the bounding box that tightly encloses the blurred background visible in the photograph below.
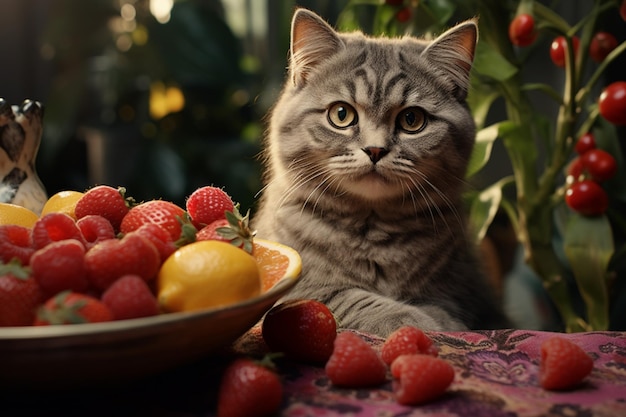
[1,0,624,330]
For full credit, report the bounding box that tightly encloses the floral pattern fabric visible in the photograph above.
[235,329,626,417]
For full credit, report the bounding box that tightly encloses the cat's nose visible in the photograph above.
[362,146,389,164]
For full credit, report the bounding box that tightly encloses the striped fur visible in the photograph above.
[253,9,510,336]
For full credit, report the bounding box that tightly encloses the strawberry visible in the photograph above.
[101,274,160,320]
[34,290,114,325]
[74,185,133,231]
[0,260,44,326]
[540,336,594,390]
[381,326,438,366]
[0,225,34,265]
[120,200,187,241]
[186,186,234,229]
[30,239,89,296]
[390,354,455,405]
[84,232,160,291]
[133,223,178,262]
[262,299,337,364]
[31,212,85,250]
[196,206,255,253]
[76,214,116,249]
[325,331,387,387]
[217,357,283,417]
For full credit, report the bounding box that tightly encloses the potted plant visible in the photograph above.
[338,0,626,332]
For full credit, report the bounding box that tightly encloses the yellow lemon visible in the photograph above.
[157,240,262,313]
[0,203,39,228]
[40,190,84,220]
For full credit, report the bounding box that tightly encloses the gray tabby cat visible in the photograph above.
[253,8,510,336]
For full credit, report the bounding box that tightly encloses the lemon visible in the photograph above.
[40,190,84,220]
[0,203,39,228]
[157,240,262,312]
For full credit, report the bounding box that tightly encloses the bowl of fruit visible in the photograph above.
[0,186,301,387]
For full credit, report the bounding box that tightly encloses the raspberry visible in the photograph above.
[381,326,438,366]
[30,239,89,296]
[101,274,159,320]
[391,354,455,405]
[77,215,116,249]
[0,225,34,265]
[31,212,85,250]
[325,331,387,387]
[540,337,593,390]
[133,223,178,262]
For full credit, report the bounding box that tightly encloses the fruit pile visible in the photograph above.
[216,299,595,417]
[0,185,260,326]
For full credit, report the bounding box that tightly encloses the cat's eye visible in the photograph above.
[396,107,427,133]
[327,102,358,129]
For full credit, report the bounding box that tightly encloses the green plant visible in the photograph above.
[338,0,626,332]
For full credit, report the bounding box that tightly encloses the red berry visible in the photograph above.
[581,148,617,182]
[566,157,585,181]
[84,232,161,291]
[30,239,89,296]
[75,185,132,231]
[589,32,618,63]
[0,225,34,265]
[598,81,626,126]
[0,260,45,326]
[509,13,537,47]
[540,337,593,390]
[565,180,609,216]
[395,7,412,23]
[31,212,85,250]
[262,299,337,364]
[574,132,596,155]
[381,326,438,366]
[101,274,159,320]
[186,186,235,229]
[550,36,579,68]
[325,332,387,387]
[217,358,283,417]
[35,291,114,325]
[120,200,186,241]
[76,215,116,249]
[391,354,455,405]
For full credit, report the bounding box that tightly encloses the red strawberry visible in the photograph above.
[381,326,438,366]
[262,299,337,364]
[0,225,34,265]
[195,206,255,253]
[390,354,455,405]
[34,291,114,325]
[133,223,178,262]
[84,232,160,291]
[77,214,116,249]
[31,212,85,250]
[101,274,159,320]
[120,200,187,241]
[186,186,234,229]
[30,239,89,296]
[217,357,283,417]
[0,260,45,326]
[74,185,133,231]
[540,336,593,390]
[325,331,387,387]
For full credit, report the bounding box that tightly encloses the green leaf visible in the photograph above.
[466,123,500,178]
[473,41,518,82]
[468,176,515,243]
[467,75,500,129]
[500,121,538,199]
[563,213,614,330]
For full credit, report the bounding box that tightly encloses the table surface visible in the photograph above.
[3,328,626,417]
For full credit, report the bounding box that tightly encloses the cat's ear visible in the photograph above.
[422,19,478,99]
[289,8,343,87]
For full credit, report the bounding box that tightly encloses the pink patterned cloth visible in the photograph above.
[235,329,626,416]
